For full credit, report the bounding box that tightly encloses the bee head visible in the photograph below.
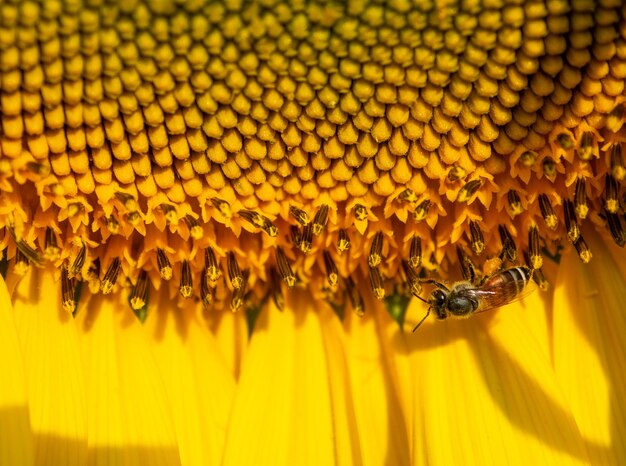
[430,289,447,309]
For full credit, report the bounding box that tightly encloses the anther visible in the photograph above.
[368,266,385,300]
[556,133,573,149]
[101,257,121,294]
[107,216,120,234]
[114,192,138,211]
[43,227,60,261]
[184,215,204,239]
[179,260,193,298]
[345,276,364,316]
[456,246,476,282]
[261,218,279,237]
[161,204,178,224]
[519,150,537,167]
[447,165,466,182]
[606,211,626,247]
[605,174,619,213]
[230,270,249,312]
[528,225,543,270]
[354,204,368,221]
[574,177,588,219]
[71,243,86,277]
[275,246,296,287]
[529,262,549,291]
[227,252,243,289]
[610,144,624,181]
[542,158,556,178]
[289,206,310,226]
[573,235,592,263]
[299,225,313,253]
[337,229,350,253]
[577,132,593,160]
[457,179,482,202]
[412,199,431,221]
[61,266,76,314]
[398,188,418,203]
[14,249,30,275]
[126,211,141,226]
[498,225,517,262]
[312,204,329,235]
[368,231,384,268]
[323,250,338,288]
[130,270,149,311]
[239,210,277,237]
[538,194,558,230]
[401,260,422,297]
[200,268,214,308]
[507,190,523,216]
[11,231,41,266]
[563,200,580,243]
[408,235,422,269]
[269,267,285,311]
[211,197,232,218]
[156,248,172,280]
[204,247,220,283]
[468,220,485,255]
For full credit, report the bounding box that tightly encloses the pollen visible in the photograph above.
[1,1,626,319]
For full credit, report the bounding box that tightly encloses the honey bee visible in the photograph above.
[412,266,535,331]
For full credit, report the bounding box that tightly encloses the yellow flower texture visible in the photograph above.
[1,0,626,464]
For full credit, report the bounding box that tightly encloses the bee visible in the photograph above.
[412,266,534,331]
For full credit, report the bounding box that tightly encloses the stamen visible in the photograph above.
[468,220,485,255]
[87,258,101,292]
[107,216,120,234]
[126,211,141,226]
[610,144,624,181]
[398,188,417,203]
[299,224,313,253]
[528,225,543,269]
[412,199,431,221]
[456,246,475,282]
[114,192,138,211]
[542,158,556,178]
[457,179,482,202]
[179,260,193,298]
[289,206,310,226]
[14,249,30,275]
[401,260,422,297]
[531,265,550,291]
[573,235,592,263]
[538,194,558,230]
[275,246,296,287]
[43,227,60,261]
[519,150,537,167]
[200,268,214,308]
[507,190,523,216]
[227,252,243,289]
[605,174,619,213]
[261,217,279,237]
[230,270,249,312]
[61,265,76,314]
[156,248,173,280]
[368,266,385,300]
[556,133,574,149]
[323,250,338,288]
[345,276,364,316]
[130,270,149,311]
[368,231,384,267]
[574,177,588,219]
[577,131,593,160]
[447,165,466,182]
[312,204,329,235]
[211,197,232,218]
[269,267,285,311]
[184,215,204,239]
[204,247,220,283]
[498,225,517,262]
[354,204,368,221]
[161,204,178,224]
[563,199,580,242]
[10,228,41,266]
[71,243,86,277]
[408,235,422,269]
[606,211,626,247]
[337,229,350,253]
[239,210,278,236]
[101,257,121,294]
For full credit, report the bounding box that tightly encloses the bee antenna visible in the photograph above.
[412,307,431,332]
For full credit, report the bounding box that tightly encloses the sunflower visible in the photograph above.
[1,0,626,464]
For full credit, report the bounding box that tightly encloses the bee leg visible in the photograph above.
[418,278,449,291]
[412,307,431,332]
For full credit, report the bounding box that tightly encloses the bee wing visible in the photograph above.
[469,278,537,314]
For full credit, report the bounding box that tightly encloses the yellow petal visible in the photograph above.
[221,291,334,465]
[210,306,249,380]
[553,232,626,464]
[11,268,88,465]
[145,290,236,465]
[407,301,589,465]
[74,292,180,465]
[0,275,34,466]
